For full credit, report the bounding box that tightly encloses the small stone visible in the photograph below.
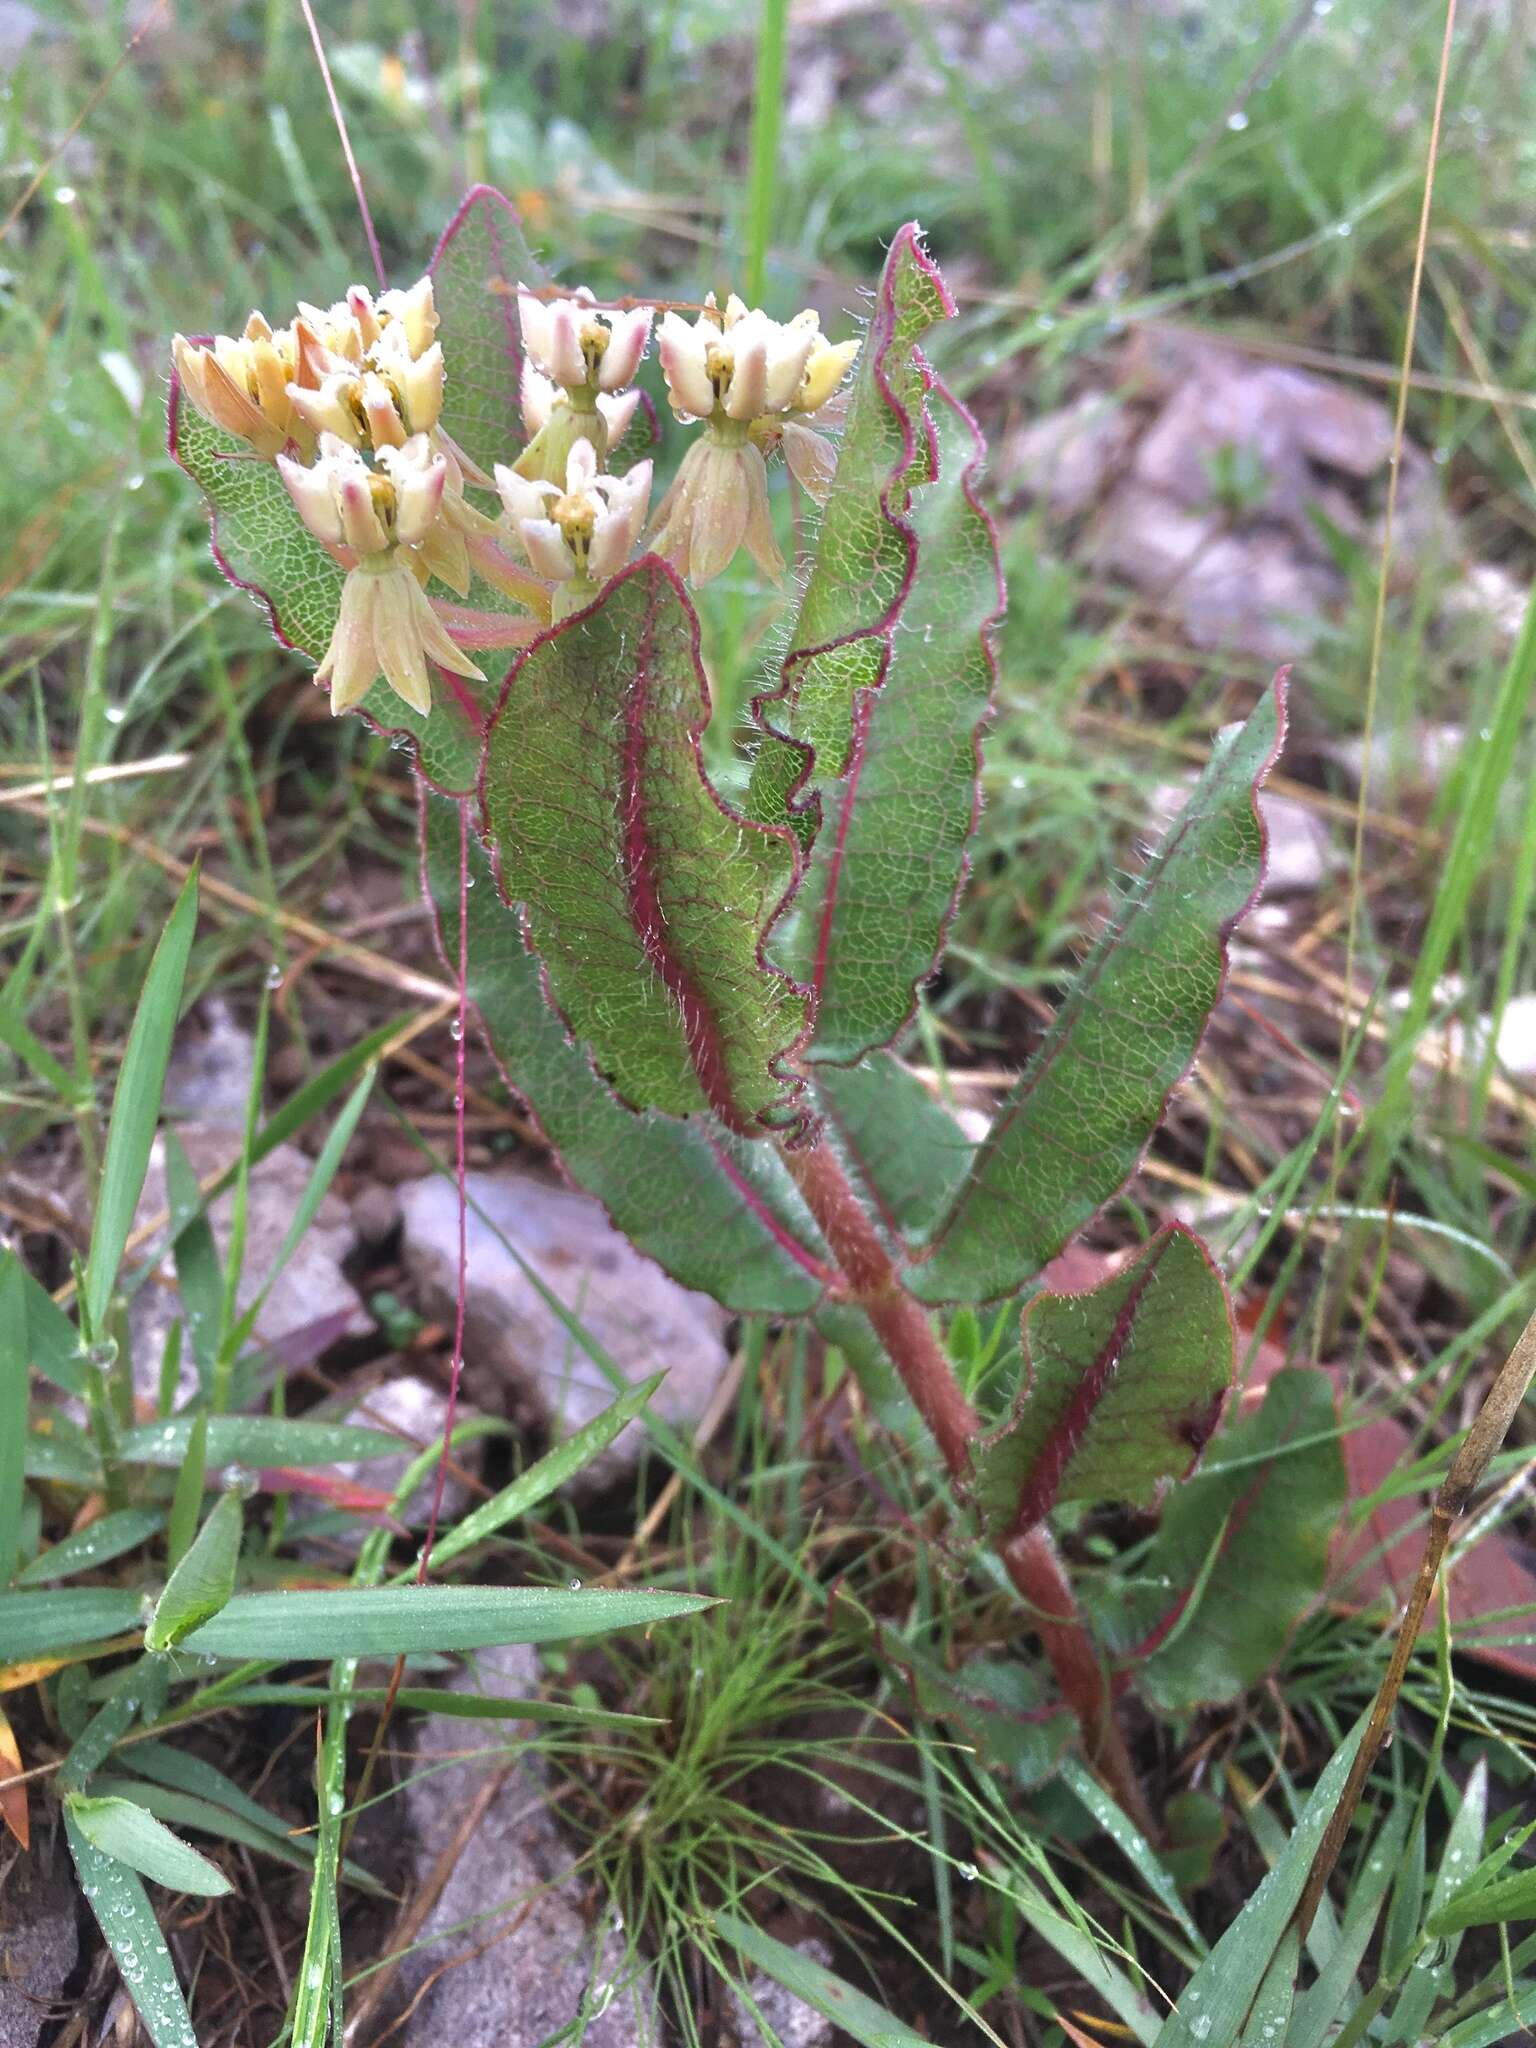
[399,1170,730,1490]
[1002,389,1135,518]
[725,1937,836,2048]
[396,1644,650,2048]
[1257,793,1335,894]
[125,1126,362,1407]
[350,1180,402,1251]
[161,997,258,1128]
[333,1373,480,1529]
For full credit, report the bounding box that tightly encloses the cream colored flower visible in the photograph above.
[648,436,782,584]
[517,288,651,396]
[520,363,640,453]
[494,438,652,589]
[315,556,483,717]
[657,295,825,423]
[287,334,445,453]
[173,318,308,459]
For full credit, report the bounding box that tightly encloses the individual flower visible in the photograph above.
[286,330,445,452]
[173,315,309,459]
[517,288,651,395]
[494,438,651,617]
[512,289,652,484]
[275,432,481,715]
[650,295,859,578]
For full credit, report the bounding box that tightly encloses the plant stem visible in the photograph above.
[781,1137,1147,1823]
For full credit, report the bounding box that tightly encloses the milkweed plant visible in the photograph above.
[165,189,1320,1836]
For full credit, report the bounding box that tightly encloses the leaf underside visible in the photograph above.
[970,1226,1233,1541]
[779,377,1001,1063]
[423,788,830,1314]
[1134,1366,1345,1712]
[480,557,810,1136]
[911,680,1286,1304]
[747,221,955,838]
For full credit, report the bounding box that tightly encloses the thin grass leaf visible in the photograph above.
[1153,1715,1366,2047]
[164,1410,208,1569]
[0,1588,145,1660]
[164,1128,221,1394]
[180,1584,715,1658]
[66,1791,232,1896]
[714,1909,932,2048]
[83,868,199,1333]
[16,1508,163,1586]
[418,1373,663,1571]
[0,1257,26,1586]
[9,1247,86,1396]
[88,1773,381,1892]
[742,0,788,304]
[145,1486,242,1651]
[21,1429,100,1487]
[65,1807,198,2048]
[119,1414,405,1468]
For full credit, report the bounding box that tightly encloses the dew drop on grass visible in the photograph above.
[1192,2018,1212,2041]
[568,1578,582,1591]
[1226,110,1249,131]
[449,1018,464,1041]
[104,703,127,725]
[957,1861,978,1881]
[265,962,284,988]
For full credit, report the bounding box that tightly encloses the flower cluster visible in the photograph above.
[176,263,859,722]
[650,294,857,582]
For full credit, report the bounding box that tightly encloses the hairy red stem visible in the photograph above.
[781,1138,1147,1823]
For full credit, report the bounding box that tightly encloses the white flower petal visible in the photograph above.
[521,518,577,581]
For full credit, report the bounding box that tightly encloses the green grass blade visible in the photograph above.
[164,1411,208,1570]
[1153,1715,1366,2047]
[65,1807,199,2048]
[0,1588,146,1661]
[66,1791,232,1896]
[83,868,199,1334]
[714,1909,931,2048]
[164,1128,222,1395]
[418,1373,663,1572]
[179,1584,715,1659]
[119,1414,405,1469]
[742,0,788,305]
[9,1246,87,1396]
[16,1507,163,1586]
[0,1256,27,1585]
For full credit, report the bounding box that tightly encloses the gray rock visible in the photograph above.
[397,1644,651,2047]
[1001,389,1134,518]
[0,1830,81,2048]
[127,1125,362,1407]
[161,998,257,1128]
[400,1171,730,1489]
[1256,793,1335,895]
[725,1937,835,2048]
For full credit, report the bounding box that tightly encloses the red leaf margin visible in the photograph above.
[476,553,819,1142]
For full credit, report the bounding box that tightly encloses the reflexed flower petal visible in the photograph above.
[372,568,433,715]
[600,387,641,448]
[416,519,472,596]
[406,573,486,680]
[781,420,838,501]
[740,440,785,579]
[318,569,382,714]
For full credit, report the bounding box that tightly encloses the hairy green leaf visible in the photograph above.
[812,1054,974,1247]
[480,557,808,1134]
[428,183,541,479]
[1137,1367,1345,1712]
[912,681,1285,1303]
[971,1227,1233,1539]
[66,1792,232,1896]
[779,379,1000,1060]
[65,1809,199,2048]
[748,222,954,835]
[179,1583,714,1658]
[423,789,830,1312]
